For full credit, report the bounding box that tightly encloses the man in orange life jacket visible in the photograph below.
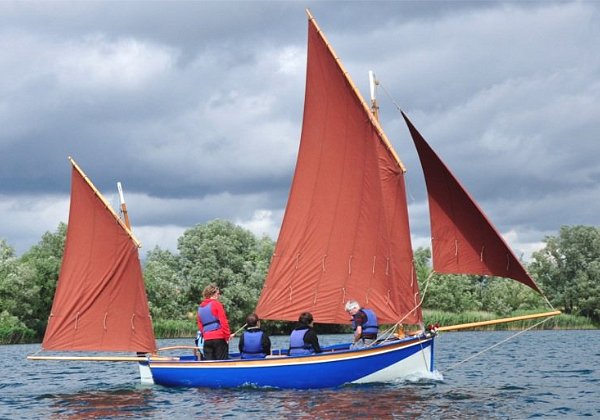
[197,283,232,360]
[345,300,379,349]
[238,313,271,359]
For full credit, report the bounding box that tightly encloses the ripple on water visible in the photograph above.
[2,331,600,418]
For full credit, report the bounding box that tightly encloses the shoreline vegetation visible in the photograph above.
[2,224,599,345]
[3,310,595,345]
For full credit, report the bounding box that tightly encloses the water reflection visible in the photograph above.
[47,388,154,419]
[186,380,446,418]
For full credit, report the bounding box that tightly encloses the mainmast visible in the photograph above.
[369,70,379,121]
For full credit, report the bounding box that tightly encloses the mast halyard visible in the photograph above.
[117,182,131,230]
[369,70,380,121]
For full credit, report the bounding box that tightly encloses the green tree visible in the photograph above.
[413,247,481,312]
[479,277,544,315]
[529,225,600,321]
[421,274,482,312]
[143,246,186,320]
[414,247,432,284]
[0,239,40,335]
[177,220,275,327]
[18,223,66,335]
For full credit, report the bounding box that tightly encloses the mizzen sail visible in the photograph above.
[42,159,157,352]
[256,15,421,325]
[402,113,541,293]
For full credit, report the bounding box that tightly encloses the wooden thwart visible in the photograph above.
[437,310,561,332]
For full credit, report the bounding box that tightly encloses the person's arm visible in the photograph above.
[305,329,321,353]
[262,332,271,355]
[354,325,363,342]
[213,301,231,339]
[238,333,244,353]
[353,312,366,341]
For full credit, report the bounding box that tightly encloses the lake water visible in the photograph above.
[1,330,598,418]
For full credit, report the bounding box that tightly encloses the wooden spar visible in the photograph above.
[27,355,174,362]
[157,346,199,352]
[369,70,380,121]
[436,310,562,332]
[117,181,132,229]
[305,9,407,172]
[68,156,141,248]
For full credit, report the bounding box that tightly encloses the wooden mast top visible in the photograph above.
[305,9,407,172]
[117,182,132,230]
[68,156,141,248]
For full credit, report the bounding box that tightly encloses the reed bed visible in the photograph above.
[423,309,595,331]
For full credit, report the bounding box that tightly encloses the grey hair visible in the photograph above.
[344,300,360,312]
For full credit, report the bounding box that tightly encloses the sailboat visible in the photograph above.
[29,11,559,389]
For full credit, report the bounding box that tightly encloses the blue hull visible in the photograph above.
[148,335,435,389]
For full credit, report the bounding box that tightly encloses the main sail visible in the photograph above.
[402,113,541,293]
[256,15,421,325]
[42,159,157,352]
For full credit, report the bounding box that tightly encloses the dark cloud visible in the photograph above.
[1,1,598,258]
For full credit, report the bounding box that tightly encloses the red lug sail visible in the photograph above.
[402,112,541,293]
[42,161,157,352]
[256,17,421,325]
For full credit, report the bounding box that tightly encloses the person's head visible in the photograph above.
[345,300,361,316]
[246,313,260,328]
[298,312,314,326]
[203,283,221,299]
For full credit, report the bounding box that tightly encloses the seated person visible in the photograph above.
[345,300,379,349]
[289,312,321,356]
[238,313,271,359]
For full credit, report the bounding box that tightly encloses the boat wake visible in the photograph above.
[394,369,444,384]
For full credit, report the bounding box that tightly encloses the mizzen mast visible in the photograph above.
[117,182,131,229]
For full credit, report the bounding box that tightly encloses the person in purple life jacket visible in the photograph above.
[238,313,271,359]
[288,312,321,356]
[345,300,379,349]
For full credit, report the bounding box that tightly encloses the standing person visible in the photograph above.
[345,300,379,349]
[238,313,271,359]
[197,283,232,360]
[289,312,321,356]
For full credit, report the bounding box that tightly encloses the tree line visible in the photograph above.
[1,222,598,343]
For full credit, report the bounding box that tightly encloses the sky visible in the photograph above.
[1,0,598,260]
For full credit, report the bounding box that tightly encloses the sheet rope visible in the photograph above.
[445,315,553,371]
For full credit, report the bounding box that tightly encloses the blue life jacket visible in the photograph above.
[289,329,313,356]
[198,302,221,333]
[352,308,379,337]
[241,330,266,359]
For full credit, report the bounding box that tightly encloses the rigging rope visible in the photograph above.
[445,316,553,371]
[376,270,435,343]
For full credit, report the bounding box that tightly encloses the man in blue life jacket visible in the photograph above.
[289,312,321,356]
[345,300,379,349]
[238,313,271,359]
